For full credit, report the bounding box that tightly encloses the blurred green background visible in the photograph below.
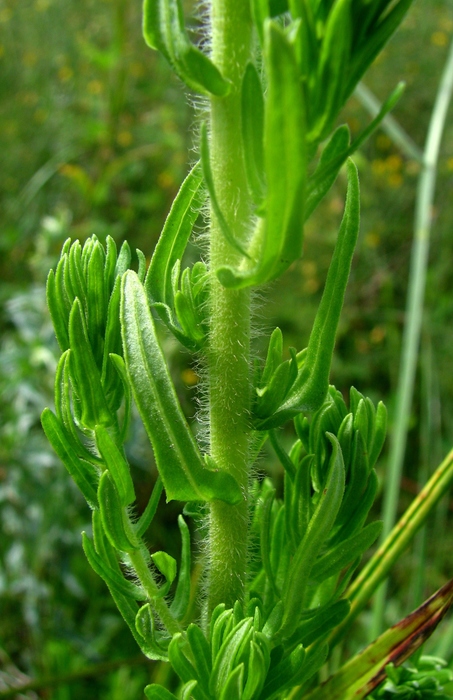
[1,0,453,697]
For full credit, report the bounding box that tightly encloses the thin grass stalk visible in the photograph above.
[370,35,453,640]
[410,334,433,610]
[354,82,423,162]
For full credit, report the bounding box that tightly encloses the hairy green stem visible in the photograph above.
[207,0,253,613]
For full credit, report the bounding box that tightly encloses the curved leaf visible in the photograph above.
[143,0,230,97]
[121,271,242,505]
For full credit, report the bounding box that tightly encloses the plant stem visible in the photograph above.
[207,0,253,613]
[371,35,453,639]
[128,549,181,636]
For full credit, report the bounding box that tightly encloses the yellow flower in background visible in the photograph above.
[431,31,448,47]
[22,51,38,68]
[0,8,12,23]
[58,65,74,82]
[365,232,380,249]
[117,131,133,147]
[88,80,103,95]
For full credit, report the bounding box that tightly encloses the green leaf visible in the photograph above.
[168,633,200,685]
[151,550,177,597]
[46,267,69,351]
[255,349,298,420]
[243,640,269,700]
[145,163,205,311]
[186,623,212,688]
[305,124,351,221]
[269,430,296,479]
[210,618,253,697]
[310,0,352,143]
[180,681,198,700]
[311,521,383,582]
[121,270,242,505]
[95,425,135,507]
[41,408,99,509]
[261,644,306,699]
[369,401,388,469]
[143,0,230,97]
[115,240,132,277]
[278,434,345,640]
[250,0,269,43]
[144,685,178,700]
[82,532,145,600]
[260,488,280,598]
[330,468,379,547]
[170,515,192,620]
[259,327,283,390]
[346,0,415,100]
[98,470,139,552]
[136,477,163,539]
[219,664,244,700]
[289,599,350,648]
[257,159,360,428]
[104,235,118,292]
[136,603,171,659]
[291,453,313,543]
[86,239,107,366]
[68,299,113,429]
[90,511,163,660]
[216,21,306,288]
[306,82,405,208]
[54,350,87,451]
[241,62,265,204]
[200,123,249,258]
[293,642,329,689]
[101,278,123,407]
[107,353,132,443]
[68,240,86,311]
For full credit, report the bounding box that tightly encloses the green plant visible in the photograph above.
[40,1,453,699]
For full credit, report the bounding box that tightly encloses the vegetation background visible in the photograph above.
[1,0,453,696]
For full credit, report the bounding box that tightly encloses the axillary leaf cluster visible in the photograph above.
[40,2,452,700]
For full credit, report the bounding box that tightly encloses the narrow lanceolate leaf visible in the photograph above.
[200,123,249,258]
[277,434,345,641]
[310,0,352,143]
[170,515,192,620]
[142,0,230,97]
[46,268,69,351]
[91,511,164,661]
[310,520,382,582]
[305,124,350,221]
[241,62,265,204]
[216,21,306,289]
[256,160,360,429]
[144,685,178,700]
[304,578,453,700]
[98,470,139,552]
[82,532,146,601]
[41,408,99,509]
[95,425,135,507]
[145,163,205,310]
[121,271,242,505]
[306,82,405,209]
[68,299,113,429]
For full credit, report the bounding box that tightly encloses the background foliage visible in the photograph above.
[1,0,453,696]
